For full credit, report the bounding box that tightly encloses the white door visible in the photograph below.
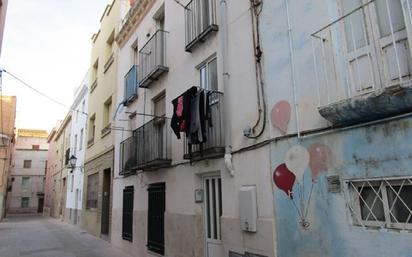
[341,0,381,93]
[341,0,412,94]
[203,176,223,257]
[371,0,412,85]
[74,189,79,225]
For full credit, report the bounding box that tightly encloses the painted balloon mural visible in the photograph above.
[273,164,296,199]
[270,101,291,135]
[273,143,332,229]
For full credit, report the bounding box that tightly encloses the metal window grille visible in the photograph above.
[86,173,98,209]
[147,183,165,255]
[122,186,134,242]
[346,177,412,231]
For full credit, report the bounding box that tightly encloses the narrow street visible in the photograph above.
[0,215,133,257]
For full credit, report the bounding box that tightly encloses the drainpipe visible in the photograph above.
[220,0,234,177]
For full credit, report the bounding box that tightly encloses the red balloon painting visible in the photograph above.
[273,163,296,199]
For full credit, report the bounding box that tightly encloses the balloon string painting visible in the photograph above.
[273,144,332,229]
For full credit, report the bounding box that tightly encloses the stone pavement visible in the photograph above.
[0,214,134,257]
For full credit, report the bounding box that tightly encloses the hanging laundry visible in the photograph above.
[171,86,197,139]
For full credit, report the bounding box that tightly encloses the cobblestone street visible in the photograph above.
[0,215,133,257]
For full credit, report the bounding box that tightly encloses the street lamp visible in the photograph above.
[69,155,77,171]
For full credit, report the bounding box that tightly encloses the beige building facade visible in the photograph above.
[0,96,16,220]
[82,0,120,240]
[112,1,275,257]
[7,129,48,214]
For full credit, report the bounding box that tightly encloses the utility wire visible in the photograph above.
[1,69,88,116]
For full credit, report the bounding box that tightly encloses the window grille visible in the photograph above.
[346,177,412,231]
[122,186,134,241]
[86,173,99,209]
[147,183,165,255]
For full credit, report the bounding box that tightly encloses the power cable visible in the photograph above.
[1,69,88,116]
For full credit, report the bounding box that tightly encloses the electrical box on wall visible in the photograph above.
[239,185,257,232]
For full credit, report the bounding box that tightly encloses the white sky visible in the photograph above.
[1,0,110,132]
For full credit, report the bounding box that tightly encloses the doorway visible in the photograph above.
[37,197,44,213]
[101,169,111,237]
[203,175,223,257]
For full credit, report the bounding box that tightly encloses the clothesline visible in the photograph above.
[170,86,222,103]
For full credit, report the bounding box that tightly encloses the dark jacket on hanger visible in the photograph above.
[171,86,197,139]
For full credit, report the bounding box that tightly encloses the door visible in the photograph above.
[37,197,44,213]
[341,0,412,94]
[203,176,223,257]
[371,0,412,85]
[74,189,79,225]
[341,0,381,93]
[101,169,111,236]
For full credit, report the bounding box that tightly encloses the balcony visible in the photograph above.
[183,91,224,161]
[185,0,218,52]
[120,134,137,176]
[120,118,172,174]
[139,30,169,88]
[311,0,412,126]
[124,65,138,106]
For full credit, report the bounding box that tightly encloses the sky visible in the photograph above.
[1,0,110,132]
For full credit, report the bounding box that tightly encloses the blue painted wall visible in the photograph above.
[260,0,412,256]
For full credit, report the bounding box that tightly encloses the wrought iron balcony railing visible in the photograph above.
[185,0,218,52]
[139,30,169,88]
[183,91,224,161]
[124,65,138,105]
[120,118,172,175]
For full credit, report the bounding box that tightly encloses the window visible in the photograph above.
[199,57,218,91]
[71,175,74,192]
[81,100,86,113]
[86,173,99,209]
[91,59,98,92]
[103,97,112,129]
[147,183,165,255]
[22,177,30,187]
[79,129,84,150]
[347,177,412,231]
[153,93,166,118]
[21,197,29,208]
[88,114,96,144]
[122,186,134,241]
[32,145,40,150]
[74,134,78,155]
[23,160,32,168]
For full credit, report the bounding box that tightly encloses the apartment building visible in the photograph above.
[0,96,16,220]
[48,115,72,219]
[44,124,59,217]
[63,73,89,227]
[112,0,274,257]
[7,129,48,214]
[83,0,120,239]
[0,0,8,57]
[260,0,412,256]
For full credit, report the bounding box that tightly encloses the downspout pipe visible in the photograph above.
[220,0,235,177]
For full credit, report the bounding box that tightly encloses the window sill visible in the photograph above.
[87,141,94,149]
[90,80,98,93]
[101,124,111,138]
[103,54,114,74]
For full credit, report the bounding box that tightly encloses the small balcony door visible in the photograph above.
[340,0,412,94]
[203,175,223,257]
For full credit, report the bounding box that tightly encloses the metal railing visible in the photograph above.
[135,118,172,170]
[124,65,138,105]
[120,134,137,175]
[185,0,218,51]
[139,30,169,88]
[120,118,172,174]
[183,91,224,161]
[311,0,412,107]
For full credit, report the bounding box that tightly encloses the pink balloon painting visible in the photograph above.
[271,101,291,135]
[308,143,332,182]
[273,163,296,199]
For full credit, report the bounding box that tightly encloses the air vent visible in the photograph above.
[327,175,341,193]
